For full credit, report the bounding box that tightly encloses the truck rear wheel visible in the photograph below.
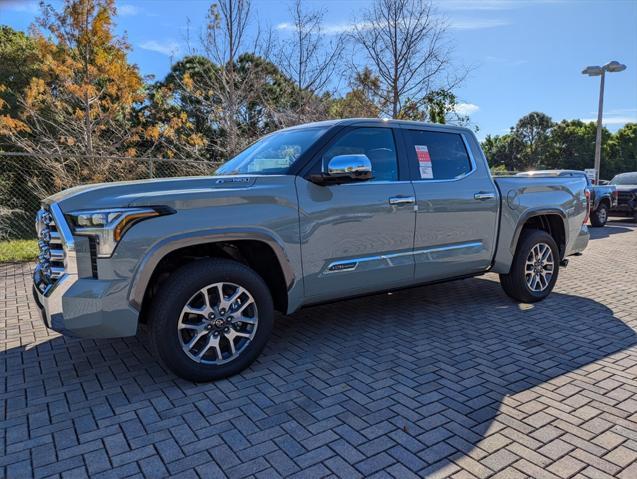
[148,258,274,382]
[499,229,560,303]
[590,203,608,227]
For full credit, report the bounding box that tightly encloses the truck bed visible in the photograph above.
[490,175,589,273]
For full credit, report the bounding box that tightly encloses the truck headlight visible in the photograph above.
[67,207,172,257]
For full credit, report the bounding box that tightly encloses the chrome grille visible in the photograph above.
[617,191,635,203]
[35,207,67,292]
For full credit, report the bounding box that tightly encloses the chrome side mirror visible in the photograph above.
[309,154,373,185]
[327,154,373,180]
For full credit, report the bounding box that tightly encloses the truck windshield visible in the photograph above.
[215,127,328,175]
[610,173,637,185]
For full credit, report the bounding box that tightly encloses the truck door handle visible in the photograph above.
[389,196,416,206]
[474,192,496,201]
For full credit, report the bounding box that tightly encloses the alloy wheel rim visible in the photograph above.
[525,242,554,292]
[177,282,258,365]
[598,208,607,223]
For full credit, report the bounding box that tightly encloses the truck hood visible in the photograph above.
[45,175,269,212]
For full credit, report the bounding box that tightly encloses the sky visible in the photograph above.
[1,0,636,139]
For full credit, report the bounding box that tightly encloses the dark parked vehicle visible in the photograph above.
[516,170,617,227]
[609,172,637,221]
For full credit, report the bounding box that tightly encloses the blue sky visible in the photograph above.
[1,0,636,139]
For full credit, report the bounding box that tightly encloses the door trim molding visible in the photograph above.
[325,240,483,274]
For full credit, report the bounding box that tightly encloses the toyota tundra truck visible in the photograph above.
[33,119,590,381]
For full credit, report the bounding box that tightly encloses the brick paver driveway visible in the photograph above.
[2,221,637,479]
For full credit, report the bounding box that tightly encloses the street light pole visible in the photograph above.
[582,60,627,184]
[594,70,605,184]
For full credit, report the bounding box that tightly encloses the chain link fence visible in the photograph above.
[0,152,221,240]
[0,151,528,241]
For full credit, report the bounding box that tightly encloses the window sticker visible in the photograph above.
[415,145,433,179]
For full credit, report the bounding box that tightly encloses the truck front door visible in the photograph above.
[400,127,499,282]
[297,126,416,302]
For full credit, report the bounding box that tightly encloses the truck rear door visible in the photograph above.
[399,127,499,282]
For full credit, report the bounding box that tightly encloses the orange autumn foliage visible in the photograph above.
[0,0,146,158]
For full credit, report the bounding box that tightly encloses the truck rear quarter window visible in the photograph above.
[405,130,472,181]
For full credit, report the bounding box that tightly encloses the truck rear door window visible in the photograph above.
[405,130,472,180]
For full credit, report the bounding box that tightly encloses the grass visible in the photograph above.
[0,239,38,263]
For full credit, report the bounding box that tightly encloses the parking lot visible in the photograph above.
[1,220,636,479]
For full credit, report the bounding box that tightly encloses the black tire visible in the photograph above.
[499,229,560,303]
[590,203,608,227]
[149,258,274,382]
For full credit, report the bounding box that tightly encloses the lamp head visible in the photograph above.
[603,61,627,73]
[582,66,603,76]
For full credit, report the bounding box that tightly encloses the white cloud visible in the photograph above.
[454,103,480,116]
[437,0,518,10]
[438,0,563,11]
[118,4,140,16]
[275,22,297,32]
[275,21,372,35]
[604,108,637,115]
[139,40,181,56]
[450,18,510,29]
[277,16,506,34]
[580,116,637,126]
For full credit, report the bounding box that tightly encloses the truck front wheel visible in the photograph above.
[148,258,274,382]
[499,230,560,303]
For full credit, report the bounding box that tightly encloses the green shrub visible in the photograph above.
[0,239,38,262]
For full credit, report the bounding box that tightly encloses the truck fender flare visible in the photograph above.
[127,228,296,311]
[596,195,610,209]
[509,208,569,254]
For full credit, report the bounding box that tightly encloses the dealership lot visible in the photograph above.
[1,221,636,479]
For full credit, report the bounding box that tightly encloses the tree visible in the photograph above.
[0,26,42,129]
[607,123,637,177]
[274,0,344,123]
[142,52,300,161]
[352,0,463,119]
[141,55,219,161]
[200,0,255,157]
[512,112,554,168]
[0,0,147,195]
[481,113,636,176]
[234,53,299,134]
[481,133,526,171]
[544,120,599,172]
[329,67,383,119]
[163,0,295,159]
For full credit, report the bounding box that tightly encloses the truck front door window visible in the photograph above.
[322,128,398,182]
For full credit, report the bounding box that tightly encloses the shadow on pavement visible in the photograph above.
[588,221,634,240]
[1,276,635,476]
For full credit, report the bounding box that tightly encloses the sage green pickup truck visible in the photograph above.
[33,119,590,381]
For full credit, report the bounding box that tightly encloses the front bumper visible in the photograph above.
[32,203,138,339]
[610,204,636,215]
[32,271,139,338]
